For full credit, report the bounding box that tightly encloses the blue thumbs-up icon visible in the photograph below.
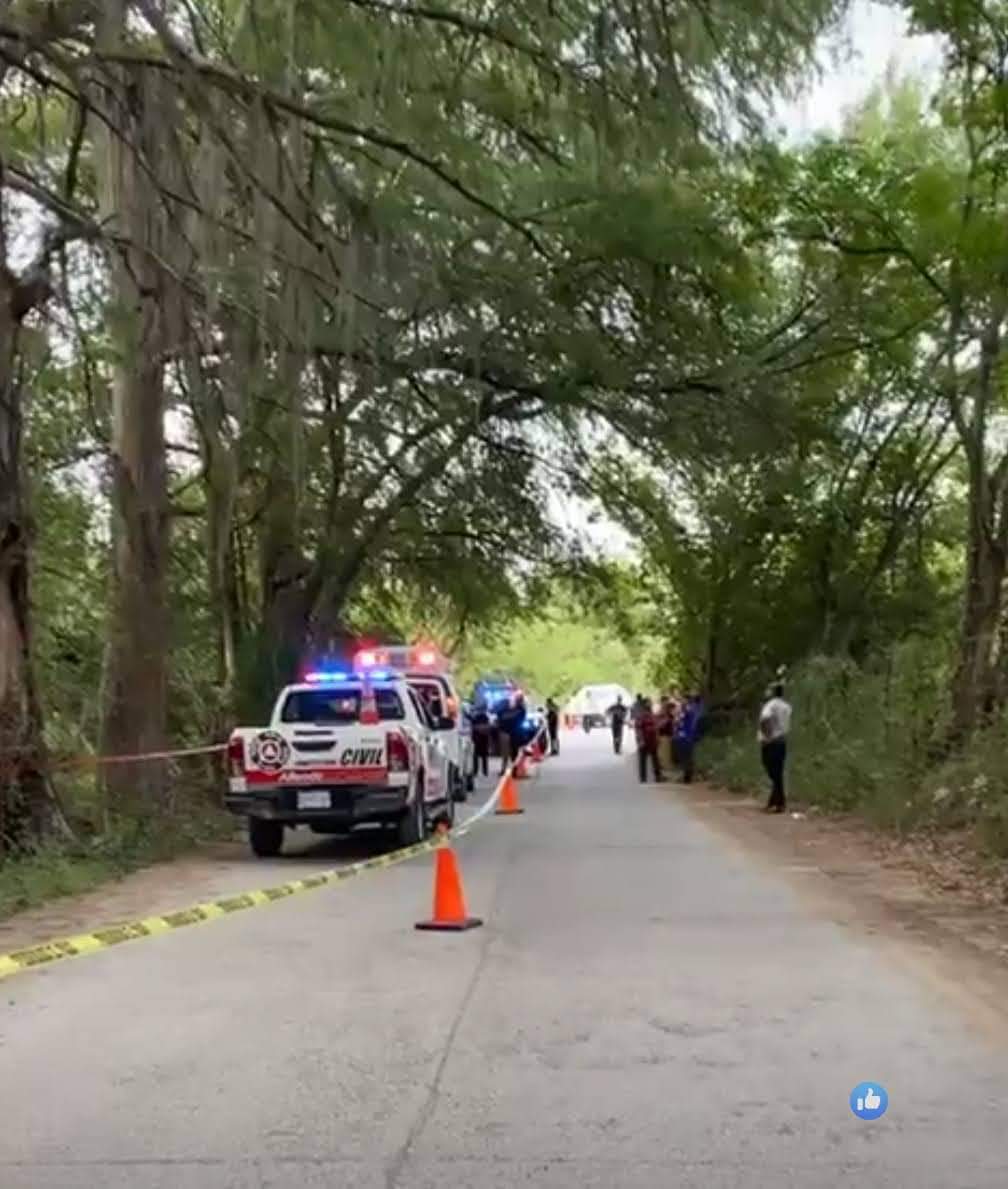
[850,1082,888,1120]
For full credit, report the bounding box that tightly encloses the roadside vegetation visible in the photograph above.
[4,2,1008,914]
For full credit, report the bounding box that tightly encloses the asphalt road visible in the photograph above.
[2,733,1007,1188]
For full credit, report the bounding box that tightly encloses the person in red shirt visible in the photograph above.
[637,698,663,783]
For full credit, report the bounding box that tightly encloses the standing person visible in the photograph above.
[545,696,560,755]
[495,695,515,774]
[637,698,663,782]
[657,695,676,774]
[630,693,645,736]
[758,682,792,813]
[675,692,704,784]
[607,695,628,754]
[470,700,491,778]
[505,693,528,772]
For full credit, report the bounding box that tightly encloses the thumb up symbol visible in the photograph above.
[851,1082,888,1119]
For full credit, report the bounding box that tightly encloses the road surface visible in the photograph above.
[2,734,1006,1187]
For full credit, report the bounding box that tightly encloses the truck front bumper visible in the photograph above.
[225,784,409,826]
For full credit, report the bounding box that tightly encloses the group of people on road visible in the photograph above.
[469,677,792,813]
[468,693,562,779]
[604,691,706,785]
[602,682,793,812]
[468,694,526,777]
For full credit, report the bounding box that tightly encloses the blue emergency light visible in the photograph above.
[303,670,348,683]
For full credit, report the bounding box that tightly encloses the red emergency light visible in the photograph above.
[355,648,390,669]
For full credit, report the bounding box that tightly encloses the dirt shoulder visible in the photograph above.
[0,829,388,956]
[671,781,1008,1035]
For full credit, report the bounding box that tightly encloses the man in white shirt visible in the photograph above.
[758,683,792,813]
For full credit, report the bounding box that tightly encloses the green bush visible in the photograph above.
[700,641,1008,839]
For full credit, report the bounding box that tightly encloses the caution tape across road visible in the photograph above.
[0,766,515,985]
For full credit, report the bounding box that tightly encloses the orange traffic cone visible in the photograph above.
[496,771,524,815]
[514,750,530,779]
[415,842,483,932]
[531,736,544,762]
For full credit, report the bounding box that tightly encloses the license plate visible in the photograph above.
[297,790,331,810]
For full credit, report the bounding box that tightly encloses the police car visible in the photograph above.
[352,644,476,800]
[225,668,454,857]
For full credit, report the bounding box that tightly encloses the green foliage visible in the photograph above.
[458,596,652,701]
[12,0,1008,895]
[705,642,1008,857]
[705,645,946,816]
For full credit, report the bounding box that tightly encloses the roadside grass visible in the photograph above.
[702,644,1008,862]
[0,770,234,923]
[0,849,126,920]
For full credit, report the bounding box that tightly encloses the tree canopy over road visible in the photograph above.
[6,1,1008,864]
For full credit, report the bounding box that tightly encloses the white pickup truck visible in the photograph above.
[225,672,454,857]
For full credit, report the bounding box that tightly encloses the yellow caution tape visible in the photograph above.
[0,834,444,984]
[0,756,529,984]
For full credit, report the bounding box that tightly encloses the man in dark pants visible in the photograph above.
[470,701,491,777]
[637,698,662,782]
[758,683,792,812]
[495,695,517,774]
[499,693,527,774]
[545,697,560,755]
[608,695,628,754]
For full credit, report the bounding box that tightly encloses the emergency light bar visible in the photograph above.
[352,643,448,673]
[304,668,399,683]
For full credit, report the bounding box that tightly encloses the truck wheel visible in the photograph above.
[398,781,427,848]
[249,817,284,858]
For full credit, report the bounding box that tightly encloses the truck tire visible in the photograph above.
[249,817,284,858]
[451,764,468,803]
[398,780,427,848]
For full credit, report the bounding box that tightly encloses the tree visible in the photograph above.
[772,21,1008,736]
[0,0,850,849]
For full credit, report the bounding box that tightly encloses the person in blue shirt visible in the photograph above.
[497,693,527,775]
[675,693,704,784]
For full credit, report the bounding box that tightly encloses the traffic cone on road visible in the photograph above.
[496,771,525,815]
[514,750,530,779]
[415,842,483,932]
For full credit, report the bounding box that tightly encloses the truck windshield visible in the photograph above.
[280,687,405,724]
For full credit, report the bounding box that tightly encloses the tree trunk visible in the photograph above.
[950,470,1005,740]
[0,279,66,851]
[257,335,309,695]
[94,10,171,810]
[98,333,170,807]
[186,349,239,694]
